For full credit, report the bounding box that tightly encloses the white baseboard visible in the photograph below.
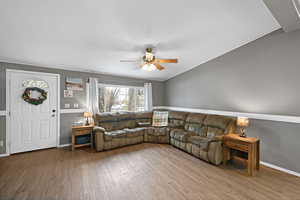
[58,143,71,148]
[0,153,9,158]
[260,161,300,177]
[154,106,300,124]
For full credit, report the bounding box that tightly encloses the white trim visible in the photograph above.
[0,153,9,158]
[6,69,61,154]
[57,143,71,148]
[0,111,6,116]
[60,109,86,114]
[6,69,10,155]
[154,106,300,124]
[57,74,61,148]
[260,161,300,177]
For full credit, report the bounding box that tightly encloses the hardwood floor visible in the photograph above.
[0,143,299,200]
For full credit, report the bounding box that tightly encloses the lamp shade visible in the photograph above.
[83,112,92,118]
[237,117,249,127]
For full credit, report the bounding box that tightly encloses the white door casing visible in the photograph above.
[6,70,60,154]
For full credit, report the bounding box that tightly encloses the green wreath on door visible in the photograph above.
[22,87,48,105]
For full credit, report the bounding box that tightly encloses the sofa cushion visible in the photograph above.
[145,127,169,136]
[188,136,211,151]
[206,127,225,139]
[118,113,136,129]
[203,115,232,130]
[124,128,145,137]
[135,111,153,125]
[170,129,196,142]
[184,113,206,136]
[168,111,188,128]
[94,113,119,131]
[104,130,127,141]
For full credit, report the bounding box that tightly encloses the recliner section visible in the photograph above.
[93,111,236,165]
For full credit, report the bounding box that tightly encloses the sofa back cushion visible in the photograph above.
[168,111,188,128]
[135,111,153,126]
[203,115,234,137]
[94,113,119,131]
[117,112,136,129]
[184,113,206,136]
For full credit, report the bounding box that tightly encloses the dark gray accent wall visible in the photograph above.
[164,29,300,173]
[0,62,165,150]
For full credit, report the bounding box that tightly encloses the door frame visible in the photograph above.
[5,69,61,155]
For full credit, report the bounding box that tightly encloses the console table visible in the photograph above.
[223,134,260,176]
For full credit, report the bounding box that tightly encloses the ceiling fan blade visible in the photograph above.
[157,59,178,63]
[120,59,139,62]
[154,63,165,71]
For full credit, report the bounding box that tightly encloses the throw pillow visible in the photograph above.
[152,111,169,127]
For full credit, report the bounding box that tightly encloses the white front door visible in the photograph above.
[8,70,59,154]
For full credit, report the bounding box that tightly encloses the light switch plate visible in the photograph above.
[65,104,70,108]
[0,141,3,147]
[74,104,79,108]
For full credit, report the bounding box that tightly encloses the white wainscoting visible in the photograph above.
[154,106,300,124]
[0,111,7,116]
[60,109,86,114]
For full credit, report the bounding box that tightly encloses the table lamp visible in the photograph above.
[83,112,92,126]
[237,117,249,137]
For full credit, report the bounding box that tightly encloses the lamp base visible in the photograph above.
[239,127,247,137]
[85,118,90,126]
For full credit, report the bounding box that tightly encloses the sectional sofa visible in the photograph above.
[93,111,236,165]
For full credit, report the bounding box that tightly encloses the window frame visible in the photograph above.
[97,83,145,113]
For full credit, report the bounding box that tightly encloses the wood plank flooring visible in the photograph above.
[0,143,300,200]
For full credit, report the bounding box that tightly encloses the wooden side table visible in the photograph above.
[72,125,94,151]
[223,134,260,176]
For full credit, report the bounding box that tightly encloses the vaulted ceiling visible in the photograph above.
[0,0,280,81]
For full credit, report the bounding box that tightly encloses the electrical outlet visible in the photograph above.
[65,104,70,108]
[0,141,3,147]
[74,103,79,108]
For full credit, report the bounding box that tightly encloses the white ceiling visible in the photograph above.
[0,0,280,81]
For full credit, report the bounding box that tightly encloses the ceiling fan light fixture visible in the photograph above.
[142,63,156,71]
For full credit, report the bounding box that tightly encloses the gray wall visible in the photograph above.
[164,29,300,173]
[0,62,165,150]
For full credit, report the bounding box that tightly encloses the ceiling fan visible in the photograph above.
[120,47,178,71]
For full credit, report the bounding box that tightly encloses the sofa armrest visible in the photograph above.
[205,139,223,165]
[93,126,105,132]
[210,135,224,142]
[137,122,152,127]
[93,126,105,151]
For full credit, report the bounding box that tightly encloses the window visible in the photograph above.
[98,84,145,113]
